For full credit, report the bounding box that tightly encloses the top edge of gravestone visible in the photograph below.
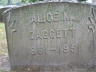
[3,1,96,14]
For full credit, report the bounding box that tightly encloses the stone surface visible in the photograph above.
[4,1,96,72]
[0,6,18,22]
[0,8,8,22]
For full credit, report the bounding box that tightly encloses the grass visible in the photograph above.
[0,23,6,40]
[0,23,9,72]
[0,22,8,56]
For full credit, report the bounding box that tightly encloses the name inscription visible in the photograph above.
[31,12,79,24]
[29,28,76,40]
[28,28,76,55]
[13,11,78,55]
[27,12,78,55]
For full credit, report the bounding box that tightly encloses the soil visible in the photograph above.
[0,54,11,71]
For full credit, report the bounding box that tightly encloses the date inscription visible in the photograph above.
[27,44,76,55]
[28,27,76,55]
[26,11,78,55]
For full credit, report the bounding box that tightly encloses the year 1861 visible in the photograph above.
[27,44,76,55]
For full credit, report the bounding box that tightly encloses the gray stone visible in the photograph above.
[3,2,96,72]
[0,7,9,22]
[0,5,19,22]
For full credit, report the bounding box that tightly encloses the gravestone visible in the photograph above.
[4,1,96,72]
[0,7,9,22]
[0,6,18,22]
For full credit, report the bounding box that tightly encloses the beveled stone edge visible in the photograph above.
[3,1,95,14]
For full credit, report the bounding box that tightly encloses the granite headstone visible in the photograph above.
[4,1,96,72]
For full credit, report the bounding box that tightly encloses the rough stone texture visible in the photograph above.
[4,2,96,72]
[0,8,9,22]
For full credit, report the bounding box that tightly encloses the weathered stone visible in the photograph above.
[0,6,19,22]
[0,7,9,22]
[3,1,96,72]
